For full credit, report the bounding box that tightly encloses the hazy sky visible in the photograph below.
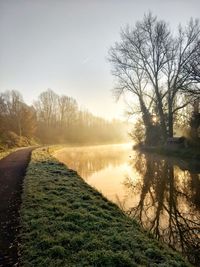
[0,0,199,119]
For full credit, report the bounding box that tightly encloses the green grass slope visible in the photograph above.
[19,147,191,267]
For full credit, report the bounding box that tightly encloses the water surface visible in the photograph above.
[54,143,200,265]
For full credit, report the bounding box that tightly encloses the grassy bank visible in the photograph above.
[20,147,190,267]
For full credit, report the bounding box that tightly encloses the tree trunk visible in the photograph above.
[154,83,167,141]
[190,99,200,140]
[168,100,173,138]
[168,114,173,138]
[139,97,153,145]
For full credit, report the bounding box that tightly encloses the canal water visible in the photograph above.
[54,143,200,266]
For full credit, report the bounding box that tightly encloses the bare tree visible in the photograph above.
[0,90,37,142]
[34,89,59,127]
[1,90,24,136]
[58,95,78,129]
[164,19,200,136]
[109,13,200,143]
[109,13,171,140]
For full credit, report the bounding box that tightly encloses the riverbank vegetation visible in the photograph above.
[19,147,190,267]
[0,89,129,150]
[0,147,18,160]
[135,145,200,160]
[109,13,200,150]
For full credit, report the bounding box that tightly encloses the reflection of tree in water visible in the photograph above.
[56,145,129,178]
[125,153,200,266]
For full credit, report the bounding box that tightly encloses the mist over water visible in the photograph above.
[54,143,200,265]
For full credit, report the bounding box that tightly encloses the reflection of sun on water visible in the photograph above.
[87,162,140,207]
[54,143,141,208]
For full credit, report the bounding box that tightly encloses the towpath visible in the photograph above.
[0,148,33,267]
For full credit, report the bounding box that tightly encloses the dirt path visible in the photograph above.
[0,148,34,267]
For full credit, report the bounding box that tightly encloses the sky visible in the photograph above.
[0,0,200,120]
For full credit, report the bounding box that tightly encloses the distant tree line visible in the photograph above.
[109,13,200,146]
[0,89,128,148]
